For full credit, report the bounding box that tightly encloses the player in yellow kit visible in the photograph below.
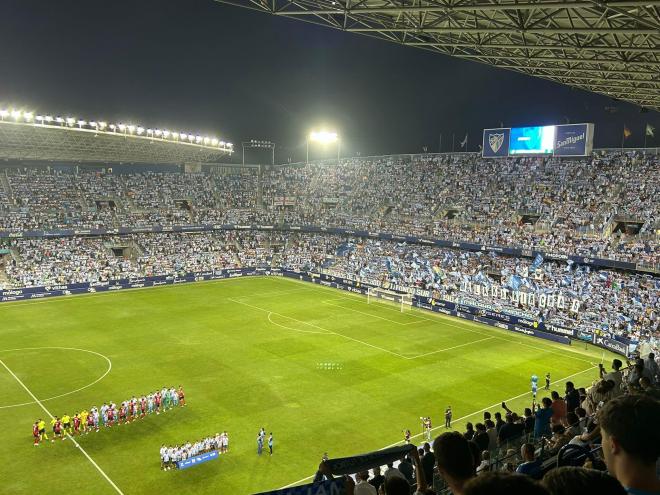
[61,413,71,436]
[80,410,89,434]
[37,419,48,441]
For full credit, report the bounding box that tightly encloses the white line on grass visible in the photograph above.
[229,297,412,360]
[277,364,599,490]
[0,358,124,495]
[408,336,496,359]
[302,284,595,365]
[321,300,424,326]
[0,347,112,409]
[267,312,332,335]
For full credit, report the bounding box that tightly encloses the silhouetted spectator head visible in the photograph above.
[551,391,560,400]
[521,443,535,462]
[382,475,410,495]
[463,472,550,495]
[598,395,660,492]
[611,359,622,371]
[542,466,626,495]
[541,397,552,408]
[433,432,475,495]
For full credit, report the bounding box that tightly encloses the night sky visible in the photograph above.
[0,0,657,162]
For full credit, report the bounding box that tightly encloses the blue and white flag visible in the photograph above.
[530,254,544,273]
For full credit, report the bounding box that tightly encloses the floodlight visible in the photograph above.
[127,125,135,133]
[211,138,218,146]
[136,126,144,135]
[309,130,338,143]
[195,135,203,143]
[89,121,97,127]
[162,130,170,138]
[179,132,187,140]
[44,116,53,122]
[56,117,64,123]
[66,117,76,125]
[24,112,34,121]
[118,124,126,131]
[187,134,194,142]
[0,109,8,118]
[12,110,22,120]
[77,120,87,127]
[36,115,44,122]
[219,141,225,147]
[227,142,233,148]
[98,121,107,129]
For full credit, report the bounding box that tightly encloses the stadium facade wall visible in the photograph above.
[0,223,649,274]
[0,268,631,357]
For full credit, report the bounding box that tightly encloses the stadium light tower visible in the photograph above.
[307,130,340,164]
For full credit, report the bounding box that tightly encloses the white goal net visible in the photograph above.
[367,287,413,312]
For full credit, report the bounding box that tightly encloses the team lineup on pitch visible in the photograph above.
[0,276,615,494]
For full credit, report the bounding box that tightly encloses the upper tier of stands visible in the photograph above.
[0,150,657,268]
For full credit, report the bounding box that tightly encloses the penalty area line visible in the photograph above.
[0,358,124,495]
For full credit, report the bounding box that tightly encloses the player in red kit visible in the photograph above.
[107,407,114,427]
[73,414,81,435]
[155,392,161,415]
[178,386,185,407]
[141,397,147,418]
[33,421,40,446]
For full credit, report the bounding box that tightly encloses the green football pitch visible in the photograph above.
[0,276,616,494]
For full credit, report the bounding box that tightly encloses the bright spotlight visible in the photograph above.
[136,126,145,135]
[0,109,8,118]
[309,130,338,144]
[118,124,126,131]
[162,130,170,138]
[24,112,34,122]
[56,117,64,124]
[98,121,107,129]
[77,120,87,127]
[44,116,53,122]
[211,138,218,146]
[65,117,76,125]
[12,110,22,120]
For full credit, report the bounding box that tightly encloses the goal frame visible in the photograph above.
[366,287,413,312]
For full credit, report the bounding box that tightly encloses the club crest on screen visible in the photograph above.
[489,133,504,153]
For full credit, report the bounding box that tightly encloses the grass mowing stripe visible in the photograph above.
[0,358,124,495]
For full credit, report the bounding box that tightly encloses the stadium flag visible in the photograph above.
[325,445,415,476]
[252,478,345,495]
[529,253,544,273]
[460,133,468,149]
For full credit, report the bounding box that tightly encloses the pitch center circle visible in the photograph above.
[0,346,112,409]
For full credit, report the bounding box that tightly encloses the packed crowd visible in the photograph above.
[32,386,186,446]
[1,232,658,344]
[0,150,657,265]
[318,357,660,495]
[159,432,229,471]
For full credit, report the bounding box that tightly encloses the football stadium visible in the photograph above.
[1,1,659,495]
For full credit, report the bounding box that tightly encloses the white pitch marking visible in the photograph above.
[321,300,425,326]
[0,347,112,409]
[267,312,332,335]
[408,336,496,358]
[229,298,412,360]
[0,358,124,494]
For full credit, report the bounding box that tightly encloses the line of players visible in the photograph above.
[32,386,185,445]
[160,432,229,471]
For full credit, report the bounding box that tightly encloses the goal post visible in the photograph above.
[367,287,413,312]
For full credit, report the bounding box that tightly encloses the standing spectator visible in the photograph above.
[515,443,543,479]
[644,353,659,384]
[584,379,615,416]
[598,395,660,494]
[550,391,567,425]
[564,381,580,413]
[463,472,550,495]
[464,422,475,441]
[600,359,624,397]
[533,398,554,439]
[474,423,490,453]
[398,456,414,484]
[497,414,520,447]
[384,462,405,481]
[494,412,505,433]
[421,442,435,487]
[433,432,476,495]
[354,471,377,495]
[523,408,535,435]
[369,467,384,494]
[485,420,498,451]
[445,406,453,428]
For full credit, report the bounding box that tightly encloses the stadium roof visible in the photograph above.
[216,0,660,111]
[0,110,233,165]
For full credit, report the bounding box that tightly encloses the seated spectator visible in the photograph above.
[546,424,570,455]
[433,432,476,495]
[516,443,543,480]
[542,466,626,495]
[463,472,550,495]
[476,451,490,474]
[638,376,660,400]
[598,395,660,494]
[565,412,581,437]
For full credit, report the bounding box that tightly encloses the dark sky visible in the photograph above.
[0,0,657,162]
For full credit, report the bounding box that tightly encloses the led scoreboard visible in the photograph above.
[482,123,594,158]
